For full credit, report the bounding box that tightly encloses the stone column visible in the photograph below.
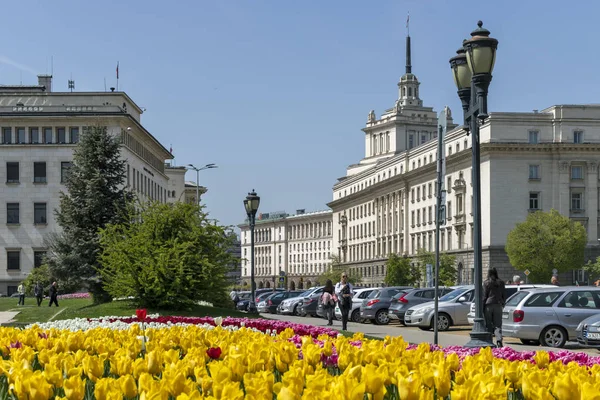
[558,161,570,216]
[587,162,598,244]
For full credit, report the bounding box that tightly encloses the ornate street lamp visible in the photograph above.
[449,21,498,348]
[243,189,260,313]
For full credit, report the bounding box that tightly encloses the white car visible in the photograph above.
[466,284,556,324]
[334,287,380,323]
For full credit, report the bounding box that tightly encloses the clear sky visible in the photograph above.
[2,1,599,229]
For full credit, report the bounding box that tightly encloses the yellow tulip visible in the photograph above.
[119,374,138,398]
[63,375,85,400]
[82,356,103,382]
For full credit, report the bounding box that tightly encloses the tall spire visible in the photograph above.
[405,13,411,74]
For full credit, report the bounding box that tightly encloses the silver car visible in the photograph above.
[277,288,317,315]
[502,286,600,348]
[404,286,474,331]
[576,313,600,348]
[334,288,380,323]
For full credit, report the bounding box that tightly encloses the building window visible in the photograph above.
[57,127,66,143]
[529,192,540,210]
[16,127,25,143]
[574,130,583,144]
[7,203,19,224]
[34,203,47,224]
[7,250,20,270]
[408,134,414,149]
[70,127,79,143]
[528,130,539,144]
[529,165,540,180]
[2,127,11,144]
[34,251,46,268]
[61,162,72,183]
[571,192,583,211]
[6,162,19,183]
[33,162,47,183]
[30,128,40,144]
[447,177,452,193]
[43,127,52,144]
[571,166,583,180]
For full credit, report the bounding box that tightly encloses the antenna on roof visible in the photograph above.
[19,70,22,85]
[51,56,54,76]
[104,77,107,92]
[68,73,75,92]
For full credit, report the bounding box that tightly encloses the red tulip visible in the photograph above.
[206,347,222,360]
[136,309,147,321]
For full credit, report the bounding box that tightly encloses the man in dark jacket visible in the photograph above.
[483,267,505,348]
[48,282,59,307]
[34,282,44,306]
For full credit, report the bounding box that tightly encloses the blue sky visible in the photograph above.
[2,1,599,229]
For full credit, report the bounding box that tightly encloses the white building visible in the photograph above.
[238,209,333,290]
[0,75,185,295]
[164,165,207,205]
[328,34,600,286]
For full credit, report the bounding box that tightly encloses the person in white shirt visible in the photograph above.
[230,289,239,308]
[335,272,353,331]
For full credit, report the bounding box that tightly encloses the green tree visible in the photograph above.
[506,209,587,283]
[384,253,420,286]
[47,126,133,303]
[315,255,361,285]
[99,202,236,310]
[416,249,457,286]
[584,257,600,284]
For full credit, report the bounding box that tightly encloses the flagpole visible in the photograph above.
[116,62,119,91]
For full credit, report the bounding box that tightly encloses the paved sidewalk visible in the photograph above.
[0,312,19,325]
[262,313,600,355]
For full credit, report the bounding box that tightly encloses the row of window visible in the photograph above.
[6,203,48,225]
[528,191,585,211]
[1,127,79,144]
[529,164,587,180]
[528,130,584,144]
[3,162,71,184]
[5,249,46,270]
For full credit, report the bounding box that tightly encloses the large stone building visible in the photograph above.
[327,34,600,286]
[0,75,187,295]
[238,209,333,290]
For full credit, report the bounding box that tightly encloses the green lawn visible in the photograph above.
[0,297,258,325]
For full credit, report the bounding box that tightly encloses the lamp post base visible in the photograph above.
[463,318,495,348]
[247,302,258,314]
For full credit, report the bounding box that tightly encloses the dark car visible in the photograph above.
[299,286,325,317]
[261,291,304,313]
[360,286,413,325]
[389,287,455,324]
[237,291,274,311]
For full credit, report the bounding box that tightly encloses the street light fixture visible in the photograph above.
[187,163,218,210]
[449,20,498,348]
[243,189,260,313]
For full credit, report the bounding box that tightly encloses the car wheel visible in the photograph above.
[540,326,567,348]
[351,309,361,323]
[292,305,300,316]
[432,313,451,331]
[374,309,390,325]
[520,339,540,346]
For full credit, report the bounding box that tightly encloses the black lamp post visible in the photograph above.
[243,189,260,313]
[449,21,498,348]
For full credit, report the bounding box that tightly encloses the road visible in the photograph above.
[262,312,600,355]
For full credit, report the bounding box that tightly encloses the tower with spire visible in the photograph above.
[397,29,422,107]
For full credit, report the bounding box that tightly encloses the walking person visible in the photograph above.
[483,267,505,348]
[17,283,25,306]
[320,279,336,326]
[230,289,239,309]
[34,282,44,306]
[335,272,353,331]
[48,282,59,307]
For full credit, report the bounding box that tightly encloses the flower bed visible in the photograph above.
[57,292,91,300]
[10,316,600,399]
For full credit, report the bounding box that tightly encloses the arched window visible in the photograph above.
[408,87,413,97]
[402,87,406,97]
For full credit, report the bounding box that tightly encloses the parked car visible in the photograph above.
[466,284,557,324]
[576,313,600,348]
[235,291,252,311]
[404,286,474,331]
[389,287,455,324]
[238,291,274,312]
[278,288,319,315]
[258,291,304,313]
[334,287,380,322]
[299,286,325,317]
[360,286,414,325]
[502,286,600,348]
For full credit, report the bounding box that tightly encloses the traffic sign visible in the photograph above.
[279,277,285,283]
[524,269,530,276]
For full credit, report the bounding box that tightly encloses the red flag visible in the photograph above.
[116,62,119,79]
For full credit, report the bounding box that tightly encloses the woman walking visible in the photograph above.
[335,272,353,331]
[483,267,505,348]
[320,280,336,326]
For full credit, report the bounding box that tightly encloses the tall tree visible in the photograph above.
[315,255,361,285]
[506,209,587,283]
[415,249,457,287]
[99,202,236,309]
[48,126,132,303]
[384,253,420,286]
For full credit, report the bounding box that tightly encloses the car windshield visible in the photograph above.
[298,290,313,298]
[506,291,529,307]
[439,288,467,302]
[367,290,381,299]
